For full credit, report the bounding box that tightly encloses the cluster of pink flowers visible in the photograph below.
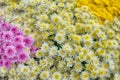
[0,18,36,68]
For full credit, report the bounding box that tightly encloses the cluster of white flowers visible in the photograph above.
[0,0,120,80]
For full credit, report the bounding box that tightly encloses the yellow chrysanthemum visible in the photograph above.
[75,0,120,22]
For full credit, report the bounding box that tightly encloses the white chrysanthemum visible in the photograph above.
[55,33,65,44]
[107,29,115,38]
[114,73,120,80]
[111,40,118,49]
[109,60,115,70]
[62,43,72,52]
[81,71,89,80]
[49,46,58,56]
[52,72,62,80]
[51,14,63,23]
[40,71,50,79]
[96,48,106,56]
[98,68,106,78]
[85,24,93,32]
[40,59,48,67]
[0,67,7,74]
[9,68,16,75]
[40,14,48,21]
[91,57,100,66]
[97,31,106,40]
[58,61,65,68]
[70,34,81,43]
[36,50,43,58]
[58,49,67,58]
[104,54,111,62]
[58,30,66,36]
[40,23,49,31]
[78,52,86,61]
[90,71,98,79]
[81,12,90,22]
[84,41,93,48]
[74,63,82,72]
[21,66,30,75]
[49,3,57,10]
[116,33,120,40]
[82,34,92,42]
[41,42,49,53]
[106,40,116,48]
[66,58,74,67]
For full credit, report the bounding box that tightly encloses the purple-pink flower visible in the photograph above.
[5,45,16,58]
[15,42,25,52]
[18,51,29,62]
[13,35,23,43]
[0,22,10,31]
[0,60,3,67]
[2,31,14,41]
[24,36,34,47]
[3,60,12,68]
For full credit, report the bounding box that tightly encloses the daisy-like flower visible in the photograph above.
[40,59,48,67]
[82,34,92,42]
[98,68,106,78]
[62,43,72,52]
[55,33,65,44]
[40,14,48,21]
[40,71,50,79]
[81,71,89,80]
[35,50,43,58]
[51,14,63,24]
[58,49,67,58]
[52,72,62,80]
[74,62,82,72]
[39,23,49,31]
[41,42,49,53]
[114,73,120,80]
[49,46,58,56]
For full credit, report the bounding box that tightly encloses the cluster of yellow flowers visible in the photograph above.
[0,0,120,80]
[75,0,120,22]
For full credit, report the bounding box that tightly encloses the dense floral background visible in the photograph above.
[0,0,120,80]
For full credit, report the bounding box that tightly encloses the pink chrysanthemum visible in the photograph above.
[0,22,10,31]
[24,36,34,47]
[3,60,12,68]
[18,51,29,62]
[0,60,3,67]
[15,42,25,52]
[2,31,14,41]
[3,41,12,47]
[5,45,16,58]
[13,35,24,43]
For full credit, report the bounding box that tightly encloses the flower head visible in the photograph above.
[18,51,29,62]
[24,36,34,47]
[5,45,16,58]
[2,31,13,41]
